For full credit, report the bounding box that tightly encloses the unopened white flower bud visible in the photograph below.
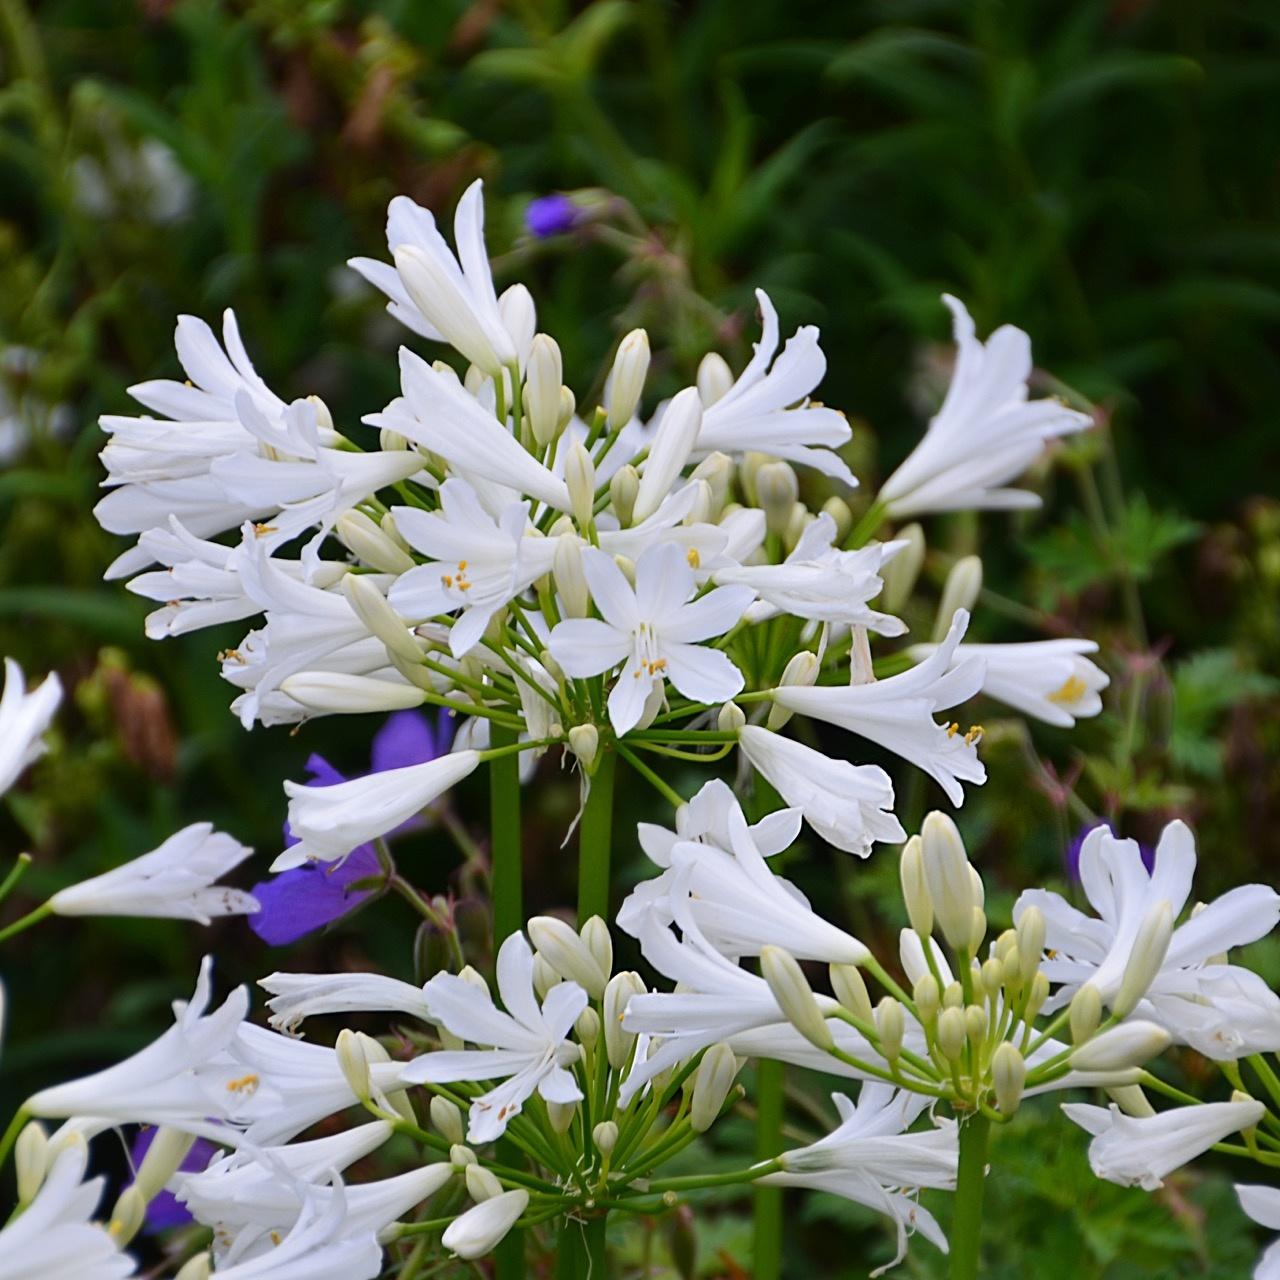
[565,442,596,529]
[913,973,941,1023]
[1069,984,1103,1044]
[557,385,577,432]
[525,334,564,447]
[444,1188,530,1260]
[634,387,702,524]
[1069,1021,1171,1071]
[690,451,733,514]
[718,702,746,733]
[343,573,422,664]
[683,478,715,527]
[606,330,650,428]
[465,1163,504,1203]
[756,462,799,536]
[943,981,965,1010]
[613,553,636,586]
[532,954,561,1002]
[581,916,613,982]
[899,835,933,938]
[1016,906,1046,986]
[921,812,975,952]
[175,1255,212,1280]
[992,1042,1026,1114]
[968,904,988,954]
[498,285,536,364]
[547,1102,577,1134]
[739,451,772,505]
[593,1121,619,1156]
[529,915,608,999]
[281,671,426,715]
[1112,899,1173,1018]
[133,1126,197,1204]
[1107,1084,1156,1118]
[604,971,645,1069]
[782,503,809,553]
[761,946,833,1051]
[336,510,415,574]
[881,523,925,614]
[696,351,734,406]
[554,536,590,618]
[15,1122,47,1204]
[980,958,1004,999]
[934,555,983,643]
[830,963,873,1023]
[567,724,599,772]
[450,1143,477,1169]
[936,1006,967,1061]
[767,650,819,730]
[821,496,853,544]
[964,1003,988,1045]
[1026,971,1049,1021]
[575,1007,600,1050]
[431,1096,466,1147]
[876,997,905,1064]
[690,1043,740,1132]
[336,1028,373,1103]
[459,966,490,995]
[609,465,639,527]
[109,1185,146,1246]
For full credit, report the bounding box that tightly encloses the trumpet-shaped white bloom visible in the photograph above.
[548,542,754,736]
[278,749,481,869]
[716,514,905,631]
[695,290,855,484]
[763,1084,956,1277]
[388,479,557,657]
[49,822,257,923]
[771,610,987,804]
[27,957,252,1132]
[738,726,905,856]
[878,295,1091,517]
[0,1139,135,1280]
[350,181,522,374]
[0,657,62,797]
[907,637,1108,727]
[403,933,586,1143]
[442,1189,529,1260]
[1062,1098,1266,1191]
[1237,1184,1280,1280]
[1014,820,1280,1055]
[261,972,433,1035]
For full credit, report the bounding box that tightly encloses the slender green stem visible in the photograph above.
[577,749,616,923]
[0,901,51,944]
[753,1059,785,1280]
[950,1113,990,1280]
[645,1158,781,1194]
[0,854,32,908]
[617,744,684,809]
[0,1108,30,1169]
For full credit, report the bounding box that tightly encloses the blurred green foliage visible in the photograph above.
[2,0,1280,1273]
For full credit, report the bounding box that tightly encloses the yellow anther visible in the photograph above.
[442,575,454,588]
[1048,675,1087,704]
[946,722,960,738]
[457,560,468,571]
[253,523,277,537]
[964,725,985,745]
[686,547,701,569]
[226,1073,260,1094]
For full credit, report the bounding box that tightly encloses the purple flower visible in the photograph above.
[250,710,452,945]
[1064,821,1155,884]
[525,194,578,239]
[129,1128,216,1231]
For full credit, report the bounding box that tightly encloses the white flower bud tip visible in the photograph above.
[760,945,833,1051]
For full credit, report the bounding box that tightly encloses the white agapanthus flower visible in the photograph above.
[770,610,987,804]
[48,822,258,923]
[907,637,1108,727]
[442,1189,530,1260]
[0,1137,135,1280]
[763,1084,956,1277]
[0,656,62,797]
[1237,1184,1280,1280]
[1062,1098,1266,1191]
[261,972,433,1035]
[548,542,754,735]
[878,294,1092,517]
[1014,819,1280,1055]
[402,932,586,1143]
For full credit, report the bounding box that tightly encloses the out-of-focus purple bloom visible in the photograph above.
[1065,821,1154,883]
[129,1127,216,1231]
[250,711,452,945]
[525,193,578,239]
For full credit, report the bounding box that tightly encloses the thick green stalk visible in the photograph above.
[556,1215,607,1278]
[577,749,616,923]
[753,1059,785,1280]
[950,1113,991,1280]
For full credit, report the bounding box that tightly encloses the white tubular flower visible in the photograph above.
[277,750,481,869]
[1062,1098,1266,1191]
[0,657,61,797]
[771,610,987,805]
[878,294,1091,517]
[0,1137,135,1280]
[48,823,257,923]
[350,181,519,375]
[738,725,905,857]
[27,957,252,1131]
[695,289,855,484]
[632,387,703,523]
[202,1178,382,1280]
[388,479,557,657]
[371,349,570,511]
[403,933,586,1143]
[1236,1184,1280,1280]
[442,1189,529,1260]
[906,638,1108,728]
[763,1084,955,1278]
[261,973,433,1036]
[717,515,906,632]
[1013,819,1280,1055]
[547,542,754,736]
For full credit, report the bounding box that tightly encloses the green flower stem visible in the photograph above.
[617,744,685,810]
[845,499,888,549]
[753,1059,785,1280]
[950,1112,991,1280]
[0,1108,30,1169]
[577,748,616,923]
[1248,1055,1280,1111]
[0,900,52,944]
[645,1158,782,1194]
[0,854,32,908]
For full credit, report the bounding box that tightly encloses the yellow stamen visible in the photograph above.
[1048,675,1087,704]
[964,724,984,746]
[226,1072,260,1094]
[946,722,960,738]
[686,547,701,569]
